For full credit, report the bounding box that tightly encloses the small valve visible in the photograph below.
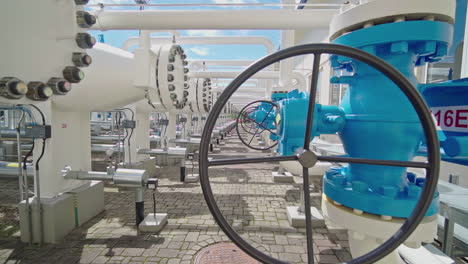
[76,11,96,28]
[147,178,159,190]
[75,33,96,49]
[47,78,72,95]
[63,66,85,83]
[72,52,92,67]
[26,82,53,101]
[0,77,28,99]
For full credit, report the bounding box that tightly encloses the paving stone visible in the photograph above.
[0,133,354,264]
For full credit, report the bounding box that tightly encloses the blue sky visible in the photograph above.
[87,0,282,61]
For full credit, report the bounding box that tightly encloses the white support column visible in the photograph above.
[319,61,331,105]
[185,113,193,138]
[34,101,92,199]
[166,112,177,147]
[196,113,202,134]
[279,30,295,87]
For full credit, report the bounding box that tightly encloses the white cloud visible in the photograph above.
[190,47,210,56]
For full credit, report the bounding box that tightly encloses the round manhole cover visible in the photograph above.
[194,242,260,264]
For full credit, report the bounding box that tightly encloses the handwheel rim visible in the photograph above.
[199,43,440,264]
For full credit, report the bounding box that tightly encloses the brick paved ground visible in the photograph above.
[0,133,352,264]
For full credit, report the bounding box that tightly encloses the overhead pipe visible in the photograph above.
[188,71,279,79]
[91,9,338,31]
[188,60,255,67]
[122,36,276,53]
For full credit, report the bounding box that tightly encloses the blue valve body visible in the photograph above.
[277,90,345,156]
[321,20,453,217]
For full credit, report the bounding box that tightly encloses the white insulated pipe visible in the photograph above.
[53,43,146,112]
[189,60,254,67]
[188,71,279,79]
[91,9,338,31]
[122,36,275,53]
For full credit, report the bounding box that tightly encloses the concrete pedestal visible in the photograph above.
[286,206,325,228]
[19,181,104,243]
[212,147,221,153]
[272,171,295,183]
[185,174,199,183]
[139,213,168,233]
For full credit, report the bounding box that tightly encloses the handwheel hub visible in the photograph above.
[295,148,318,168]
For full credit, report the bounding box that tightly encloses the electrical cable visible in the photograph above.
[114,108,136,164]
[115,108,135,121]
[23,142,34,171]
[152,190,157,216]
[128,127,134,164]
[27,104,45,125]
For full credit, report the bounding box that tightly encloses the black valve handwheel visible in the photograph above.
[199,43,440,264]
[238,106,259,134]
[235,100,279,151]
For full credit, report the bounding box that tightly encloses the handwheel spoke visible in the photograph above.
[247,106,275,144]
[247,130,258,144]
[244,116,278,135]
[301,54,321,264]
[208,155,297,166]
[302,167,315,264]
[317,155,429,168]
[303,54,322,151]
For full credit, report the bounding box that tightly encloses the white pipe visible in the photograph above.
[53,43,145,112]
[91,9,338,31]
[189,60,254,67]
[188,71,279,79]
[122,36,275,53]
[213,88,266,93]
[279,30,295,86]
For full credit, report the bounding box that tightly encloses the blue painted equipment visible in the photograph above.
[421,79,468,165]
[277,89,345,156]
[321,20,453,217]
[250,102,276,131]
[233,19,461,218]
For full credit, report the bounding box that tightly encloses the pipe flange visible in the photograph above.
[329,0,455,41]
